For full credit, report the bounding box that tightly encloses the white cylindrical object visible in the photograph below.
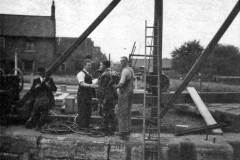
[14,51,18,75]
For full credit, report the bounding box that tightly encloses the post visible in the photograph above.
[153,0,162,74]
[130,41,136,56]
[14,49,18,75]
[160,0,240,118]
[46,0,121,76]
[128,42,136,66]
[156,0,163,159]
[199,73,202,92]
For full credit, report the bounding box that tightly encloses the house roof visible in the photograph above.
[0,14,55,38]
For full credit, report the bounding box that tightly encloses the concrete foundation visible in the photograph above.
[1,126,240,160]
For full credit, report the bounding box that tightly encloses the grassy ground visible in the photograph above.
[24,74,240,92]
[169,79,240,92]
[24,74,79,85]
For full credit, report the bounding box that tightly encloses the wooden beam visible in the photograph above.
[187,87,222,134]
[46,0,121,75]
[160,0,240,118]
[175,123,227,136]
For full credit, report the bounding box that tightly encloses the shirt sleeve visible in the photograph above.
[77,71,85,83]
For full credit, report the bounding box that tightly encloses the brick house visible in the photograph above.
[0,1,57,73]
[0,1,106,74]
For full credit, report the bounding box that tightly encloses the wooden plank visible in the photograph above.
[187,87,223,134]
[54,92,70,106]
[55,92,69,100]
[65,95,77,114]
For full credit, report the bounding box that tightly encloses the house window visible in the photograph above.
[23,60,33,72]
[25,41,35,51]
[0,37,5,48]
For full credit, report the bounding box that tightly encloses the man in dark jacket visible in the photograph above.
[24,67,57,129]
[97,60,119,134]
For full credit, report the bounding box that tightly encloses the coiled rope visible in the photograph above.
[41,121,105,137]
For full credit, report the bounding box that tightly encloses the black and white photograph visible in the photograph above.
[0,0,240,159]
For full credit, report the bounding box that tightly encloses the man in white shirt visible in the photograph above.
[76,59,98,128]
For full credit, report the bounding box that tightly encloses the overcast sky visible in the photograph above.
[0,0,239,62]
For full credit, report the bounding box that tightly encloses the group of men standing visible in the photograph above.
[18,56,134,139]
[76,56,134,138]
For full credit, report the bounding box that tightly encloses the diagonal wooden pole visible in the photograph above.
[46,0,121,76]
[160,0,240,119]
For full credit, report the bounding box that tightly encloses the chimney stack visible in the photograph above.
[51,0,55,20]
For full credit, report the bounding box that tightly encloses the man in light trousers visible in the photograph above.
[115,56,134,139]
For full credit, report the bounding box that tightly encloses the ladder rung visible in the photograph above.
[145,94,158,96]
[145,98,158,101]
[144,149,158,153]
[144,105,158,107]
[146,45,158,48]
[146,127,158,130]
[148,107,160,110]
[144,138,158,141]
[146,74,158,77]
[147,116,159,119]
[146,36,158,38]
[146,26,158,29]
[145,105,158,108]
[145,134,159,137]
[145,136,158,140]
[150,109,159,112]
[148,85,160,88]
[146,119,158,124]
[152,65,164,67]
[145,131,159,135]
[146,109,159,112]
[145,133,159,136]
[145,148,158,151]
[146,118,158,121]
[145,95,158,98]
[149,116,158,118]
[130,54,156,57]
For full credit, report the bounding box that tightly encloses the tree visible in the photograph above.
[171,41,240,78]
[205,44,240,76]
[171,40,204,74]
